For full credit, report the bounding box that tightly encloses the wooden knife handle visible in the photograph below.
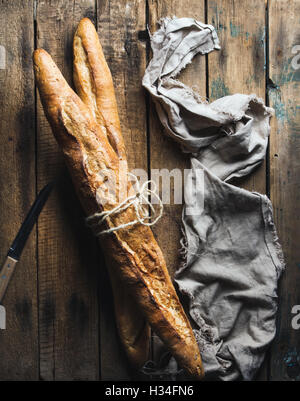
[0,256,18,303]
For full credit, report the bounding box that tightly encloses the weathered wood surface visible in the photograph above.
[207,0,268,380]
[0,0,298,381]
[147,0,207,371]
[268,0,300,381]
[96,0,148,380]
[208,0,267,195]
[0,0,38,380]
[148,0,206,279]
[36,0,99,381]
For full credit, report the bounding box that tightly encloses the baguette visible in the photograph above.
[73,18,126,162]
[33,28,204,379]
[73,18,150,369]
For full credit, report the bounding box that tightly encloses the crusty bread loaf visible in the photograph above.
[108,271,151,369]
[33,20,204,379]
[73,18,150,369]
[73,18,126,162]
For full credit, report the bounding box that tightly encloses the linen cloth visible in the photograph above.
[142,17,285,381]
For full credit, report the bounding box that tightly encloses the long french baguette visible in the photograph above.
[33,34,204,379]
[73,18,150,369]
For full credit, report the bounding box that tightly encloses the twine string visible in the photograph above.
[86,173,163,236]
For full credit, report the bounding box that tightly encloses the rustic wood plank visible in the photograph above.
[268,0,300,381]
[36,0,100,381]
[0,0,38,380]
[147,0,206,371]
[147,0,206,285]
[207,0,268,380]
[96,0,148,380]
[208,0,267,195]
[1,0,298,383]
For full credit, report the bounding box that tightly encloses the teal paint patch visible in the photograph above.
[273,57,300,86]
[212,16,227,32]
[211,2,223,18]
[269,88,298,124]
[283,349,300,380]
[210,77,230,99]
[259,27,267,70]
[273,99,287,122]
[211,4,226,33]
[230,22,243,37]
[229,22,251,40]
[217,22,227,32]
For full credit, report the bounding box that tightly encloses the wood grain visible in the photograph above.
[268,0,300,381]
[0,0,298,381]
[0,0,38,381]
[96,0,148,380]
[147,0,206,280]
[147,0,206,368]
[208,0,267,194]
[207,0,268,380]
[36,0,99,381]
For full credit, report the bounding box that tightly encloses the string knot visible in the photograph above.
[86,173,163,236]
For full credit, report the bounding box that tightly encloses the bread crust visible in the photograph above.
[33,36,204,379]
[73,18,150,369]
[108,268,151,369]
[73,18,126,161]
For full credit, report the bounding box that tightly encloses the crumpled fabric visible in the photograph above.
[142,17,285,381]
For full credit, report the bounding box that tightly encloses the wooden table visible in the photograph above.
[0,0,299,381]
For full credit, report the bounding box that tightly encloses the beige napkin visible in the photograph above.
[142,17,285,381]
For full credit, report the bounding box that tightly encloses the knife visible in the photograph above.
[0,183,53,303]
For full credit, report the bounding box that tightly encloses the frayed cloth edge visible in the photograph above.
[260,194,286,278]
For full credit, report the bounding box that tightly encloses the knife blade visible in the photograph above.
[0,183,53,303]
